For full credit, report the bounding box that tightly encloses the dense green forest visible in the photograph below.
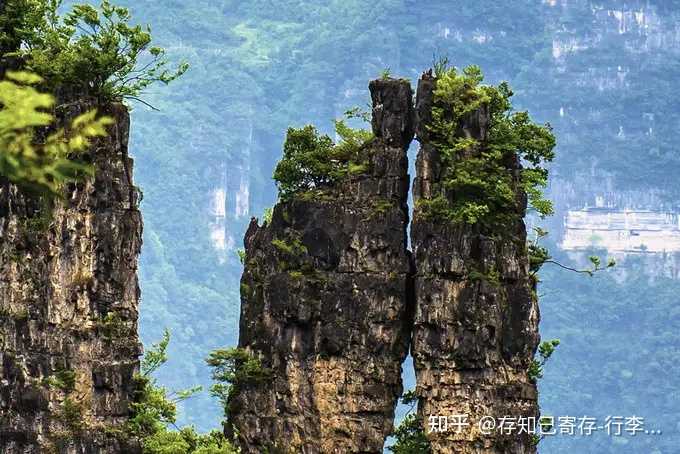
[50,1,680,452]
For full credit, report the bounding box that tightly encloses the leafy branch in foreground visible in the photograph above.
[0,71,111,195]
[4,0,188,103]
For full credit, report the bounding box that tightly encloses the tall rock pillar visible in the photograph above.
[410,72,540,454]
[0,100,143,453]
[230,79,415,453]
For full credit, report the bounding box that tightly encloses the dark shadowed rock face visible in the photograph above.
[410,73,540,454]
[0,101,143,454]
[230,79,415,453]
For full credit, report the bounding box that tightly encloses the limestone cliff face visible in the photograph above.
[410,73,540,453]
[0,100,143,453]
[230,79,415,453]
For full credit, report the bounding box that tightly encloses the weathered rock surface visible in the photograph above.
[230,79,415,453]
[0,100,143,453]
[410,72,540,454]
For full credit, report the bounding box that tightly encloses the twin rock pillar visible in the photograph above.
[233,73,539,453]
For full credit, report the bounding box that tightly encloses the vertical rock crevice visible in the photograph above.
[230,79,415,453]
[410,71,540,454]
[0,100,143,454]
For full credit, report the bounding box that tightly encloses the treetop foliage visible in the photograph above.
[0,0,187,195]
[2,0,188,103]
[420,60,556,230]
[273,125,336,199]
[273,114,373,200]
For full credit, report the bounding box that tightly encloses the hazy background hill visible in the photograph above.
[63,1,680,452]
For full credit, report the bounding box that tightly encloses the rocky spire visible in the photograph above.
[410,71,540,454]
[229,78,415,453]
[0,100,143,453]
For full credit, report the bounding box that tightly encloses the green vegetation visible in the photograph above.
[4,0,187,103]
[414,62,614,453]
[288,270,304,280]
[389,389,431,453]
[23,205,53,232]
[418,61,555,229]
[49,395,87,447]
[59,397,85,432]
[271,230,320,277]
[12,1,671,449]
[469,266,501,287]
[527,338,561,448]
[528,338,560,382]
[44,368,77,393]
[530,416,555,447]
[128,331,198,441]
[390,415,432,453]
[332,118,373,166]
[205,347,270,412]
[0,0,185,196]
[141,429,236,454]
[262,207,273,225]
[271,235,307,257]
[344,106,371,123]
[99,311,129,339]
[0,306,29,321]
[370,198,393,217]
[273,125,335,199]
[0,71,111,195]
[528,227,616,278]
[273,115,373,200]
[129,330,238,454]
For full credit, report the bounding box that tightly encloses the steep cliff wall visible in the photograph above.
[410,73,540,453]
[0,100,143,453]
[230,79,415,453]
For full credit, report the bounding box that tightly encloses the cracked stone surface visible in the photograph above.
[0,100,143,454]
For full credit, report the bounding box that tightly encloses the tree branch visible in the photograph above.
[124,95,160,111]
[543,260,594,275]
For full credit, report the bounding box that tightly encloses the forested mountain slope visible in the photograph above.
[61,1,680,452]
